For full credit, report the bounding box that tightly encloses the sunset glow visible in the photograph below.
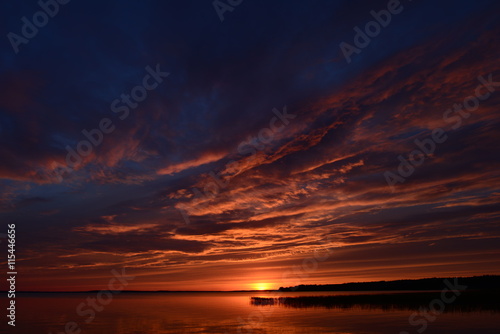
[253,283,272,291]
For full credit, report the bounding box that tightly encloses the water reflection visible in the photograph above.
[250,290,500,313]
[15,291,500,334]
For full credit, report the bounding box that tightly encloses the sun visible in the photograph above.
[253,283,271,291]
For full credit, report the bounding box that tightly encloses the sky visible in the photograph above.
[0,0,499,291]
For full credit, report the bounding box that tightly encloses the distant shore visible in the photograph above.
[278,275,500,292]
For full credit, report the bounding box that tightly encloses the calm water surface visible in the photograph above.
[12,291,500,333]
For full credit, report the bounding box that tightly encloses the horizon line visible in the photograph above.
[9,274,498,293]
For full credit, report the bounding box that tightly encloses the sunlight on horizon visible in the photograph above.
[252,282,273,291]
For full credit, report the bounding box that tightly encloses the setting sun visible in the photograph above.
[253,283,272,291]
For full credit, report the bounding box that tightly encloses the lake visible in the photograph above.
[11,291,500,333]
